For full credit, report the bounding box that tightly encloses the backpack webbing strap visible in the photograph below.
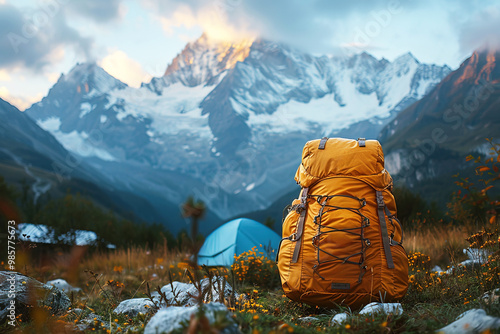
[376,191,395,269]
[358,138,366,147]
[318,137,328,150]
[292,187,309,263]
[385,206,404,245]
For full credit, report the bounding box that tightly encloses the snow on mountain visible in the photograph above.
[106,83,213,139]
[144,33,254,93]
[25,35,451,224]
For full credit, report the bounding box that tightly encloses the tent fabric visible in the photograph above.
[197,218,281,266]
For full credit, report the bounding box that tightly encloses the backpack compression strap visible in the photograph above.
[376,191,395,269]
[292,187,309,263]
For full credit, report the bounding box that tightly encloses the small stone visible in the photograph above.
[359,302,403,316]
[46,279,81,293]
[482,289,500,304]
[76,313,112,331]
[431,265,443,272]
[297,316,319,323]
[330,313,348,326]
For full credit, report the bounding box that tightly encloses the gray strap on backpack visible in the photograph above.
[385,205,404,245]
[358,138,366,147]
[318,137,328,150]
[376,191,395,269]
[291,187,309,263]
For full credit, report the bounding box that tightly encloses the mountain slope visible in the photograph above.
[0,98,167,224]
[25,35,451,226]
[381,49,500,189]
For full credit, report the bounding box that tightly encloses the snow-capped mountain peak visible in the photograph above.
[144,34,254,94]
[61,62,127,97]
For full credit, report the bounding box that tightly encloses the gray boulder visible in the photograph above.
[0,271,70,324]
[144,302,239,334]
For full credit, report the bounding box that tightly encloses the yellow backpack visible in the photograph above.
[277,137,409,308]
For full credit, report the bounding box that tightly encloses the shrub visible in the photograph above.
[232,247,280,289]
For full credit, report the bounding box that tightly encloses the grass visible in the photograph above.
[3,225,500,334]
[405,224,469,268]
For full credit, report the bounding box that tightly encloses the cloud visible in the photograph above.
[456,5,500,53]
[157,4,197,35]
[143,0,411,51]
[0,86,43,111]
[99,50,151,87]
[0,3,93,71]
[143,0,500,63]
[0,69,11,81]
[151,1,255,42]
[66,0,125,23]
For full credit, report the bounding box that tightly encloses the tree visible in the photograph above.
[181,196,206,307]
[182,196,206,254]
[0,175,20,221]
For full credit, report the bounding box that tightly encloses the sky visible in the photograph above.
[0,0,499,110]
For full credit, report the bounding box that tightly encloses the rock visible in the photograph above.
[463,248,491,264]
[68,308,84,315]
[330,313,348,325]
[113,298,156,317]
[160,278,239,306]
[445,249,494,275]
[432,265,443,273]
[75,313,111,331]
[297,316,320,323]
[482,289,500,304]
[0,271,70,324]
[144,302,240,334]
[199,277,239,304]
[359,302,403,316]
[160,281,195,306]
[437,309,500,334]
[46,279,81,293]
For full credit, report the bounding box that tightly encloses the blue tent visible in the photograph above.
[197,218,281,266]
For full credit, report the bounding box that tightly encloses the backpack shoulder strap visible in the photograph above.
[291,187,309,263]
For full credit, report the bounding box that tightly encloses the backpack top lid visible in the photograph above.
[294,137,392,190]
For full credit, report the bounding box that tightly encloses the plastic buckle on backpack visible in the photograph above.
[290,233,297,241]
[376,195,385,208]
[389,237,401,246]
[296,203,306,213]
